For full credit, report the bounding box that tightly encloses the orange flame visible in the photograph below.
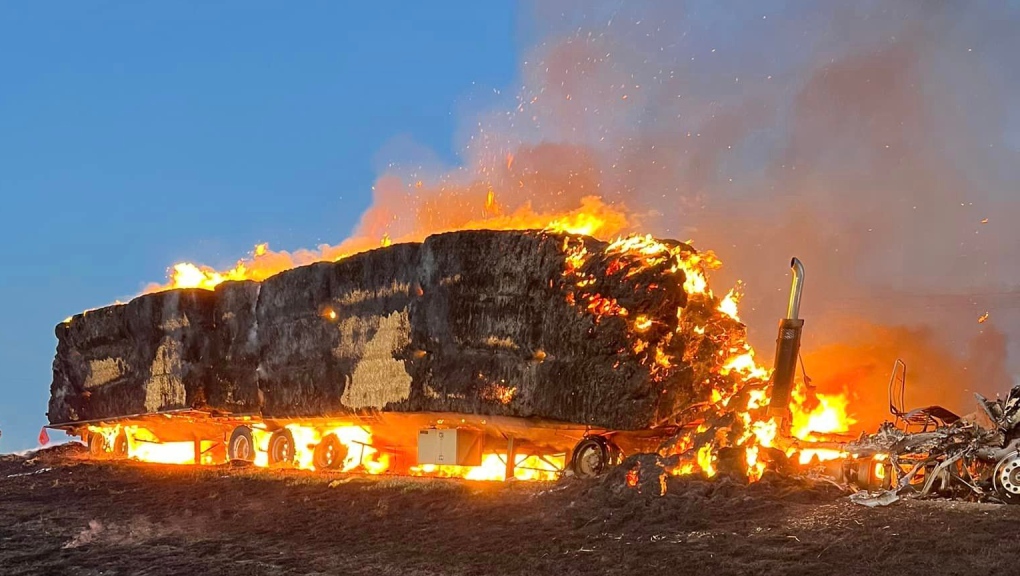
[410,453,564,482]
[146,195,630,293]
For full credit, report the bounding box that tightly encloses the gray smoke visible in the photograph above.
[369,0,1020,422]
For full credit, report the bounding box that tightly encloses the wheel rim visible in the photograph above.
[232,435,251,461]
[89,434,107,456]
[268,432,294,466]
[574,441,606,478]
[997,455,1020,496]
[315,436,347,469]
[113,434,128,458]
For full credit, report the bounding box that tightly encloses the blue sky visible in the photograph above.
[0,1,518,451]
[3,1,1016,451]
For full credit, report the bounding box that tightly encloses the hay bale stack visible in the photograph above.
[48,289,216,423]
[48,230,742,431]
[399,230,696,430]
[256,243,420,418]
[205,280,262,414]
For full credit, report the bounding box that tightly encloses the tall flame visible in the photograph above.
[146,195,630,293]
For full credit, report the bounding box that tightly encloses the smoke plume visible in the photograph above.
[374,1,1019,421]
[165,1,1020,424]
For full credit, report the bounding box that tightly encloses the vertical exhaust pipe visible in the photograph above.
[769,258,805,430]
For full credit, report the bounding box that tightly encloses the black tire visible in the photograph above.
[312,434,348,470]
[570,436,618,479]
[228,426,256,462]
[267,429,296,467]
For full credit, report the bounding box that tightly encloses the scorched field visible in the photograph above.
[2,444,1019,576]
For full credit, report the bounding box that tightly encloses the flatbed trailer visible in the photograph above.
[49,410,685,480]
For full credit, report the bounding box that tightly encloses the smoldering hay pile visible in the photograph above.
[49,229,757,433]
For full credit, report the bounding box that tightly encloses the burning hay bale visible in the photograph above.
[394,231,745,430]
[48,230,751,431]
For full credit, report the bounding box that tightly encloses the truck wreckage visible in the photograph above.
[842,374,1020,506]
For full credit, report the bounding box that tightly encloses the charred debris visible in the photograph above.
[842,376,1020,507]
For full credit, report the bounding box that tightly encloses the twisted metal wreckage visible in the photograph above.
[843,363,1020,506]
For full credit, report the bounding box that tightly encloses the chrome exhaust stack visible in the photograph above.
[769,258,805,429]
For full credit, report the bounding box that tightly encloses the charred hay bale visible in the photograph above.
[398,231,619,422]
[48,289,216,424]
[569,237,702,429]
[256,243,420,418]
[396,230,707,431]
[205,280,262,414]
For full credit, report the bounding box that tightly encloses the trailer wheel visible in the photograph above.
[570,436,618,479]
[267,429,296,467]
[87,432,107,456]
[111,431,129,459]
[313,434,348,470]
[228,426,256,462]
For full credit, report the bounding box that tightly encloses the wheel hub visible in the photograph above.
[578,447,601,476]
[233,436,251,460]
[273,439,292,462]
[571,438,611,478]
[995,454,1020,498]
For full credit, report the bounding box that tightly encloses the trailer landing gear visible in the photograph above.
[228,426,256,462]
[570,436,620,479]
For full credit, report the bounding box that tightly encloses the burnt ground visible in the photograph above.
[2,445,1020,576]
